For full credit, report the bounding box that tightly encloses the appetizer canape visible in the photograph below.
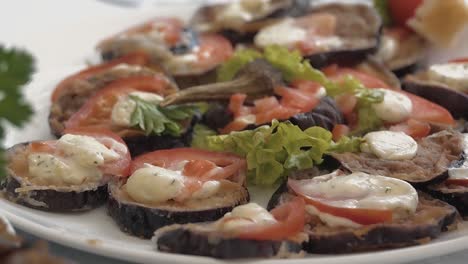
[107,148,249,238]
[2,128,130,212]
[96,17,233,88]
[154,200,306,259]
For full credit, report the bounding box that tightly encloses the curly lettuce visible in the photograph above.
[217,49,263,82]
[192,120,362,186]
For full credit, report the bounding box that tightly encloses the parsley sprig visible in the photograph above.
[0,46,35,180]
[129,95,198,137]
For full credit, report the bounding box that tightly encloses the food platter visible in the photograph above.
[2,0,468,263]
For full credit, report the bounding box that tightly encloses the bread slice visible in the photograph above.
[408,0,468,47]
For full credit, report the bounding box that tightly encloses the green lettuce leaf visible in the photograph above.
[191,124,219,149]
[217,49,263,82]
[194,120,361,186]
[216,45,385,133]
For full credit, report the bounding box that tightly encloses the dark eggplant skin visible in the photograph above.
[403,76,468,120]
[124,134,187,157]
[154,224,303,259]
[2,143,108,212]
[191,0,310,44]
[202,96,344,132]
[425,183,468,218]
[333,130,464,187]
[269,185,458,253]
[304,195,458,253]
[107,181,249,239]
[424,153,468,217]
[124,114,200,157]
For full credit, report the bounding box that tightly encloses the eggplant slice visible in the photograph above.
[153,223,304,259]
[332,130,464,186]
[1,143,108,212]
[302,3,382,68]
[425,182,468,218]
[270,186,458,253]
[190,0,310,44]
[304,194,458,253]
[49,65,175,137]
[403,75,468,120]
[107,179,249,239]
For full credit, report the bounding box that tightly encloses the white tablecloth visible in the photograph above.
[2,0,468,263]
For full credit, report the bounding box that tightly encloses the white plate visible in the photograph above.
[2,1,468,264]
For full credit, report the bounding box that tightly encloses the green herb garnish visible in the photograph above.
[129,95,198,137]
[0,46,35,180]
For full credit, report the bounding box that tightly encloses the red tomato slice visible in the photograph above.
[446,179,468,187]
[402,91,455,126]
[228,93,250,118]
[389,118,431,139]
[29,141,57,154]
[253,97,281,114]
[98,17,183,48]
[388,0,423,27]
[291,80,322,94]
[51,52,151,102]
[255,106,299,125]
[195,34,233,72]
[323,65,455,126]
[322,65,393,89]
[182,159,217,178]
[450,58,468,63]
[275,86,319,112]
[334,94,357,115]
[237,197,305,241]
[332,124,349,141]
[64,75,171,130]
[288,179,393,225]
[221,83,322,133]
[131,148,246,183]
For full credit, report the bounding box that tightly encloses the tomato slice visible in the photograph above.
[450,58,468,63]
[446,179,468,187]
[63,127,131,177]
[98,17,184,48]
[51,52,151,102]
[182,160,217,178]
[64,75,172,130]
[237,197,305,241]
[334,94,357,116]
[323,65,455,127]
[29,141,57,154]
[389,118,431,139]
[194,34,233,72]
[388,0,423,27]
[322,65,393,89]
[288,179,393,225]
[403,91,455,126]
[332,124,349,141]
[131,148,246,183]
[221,83,322,133]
